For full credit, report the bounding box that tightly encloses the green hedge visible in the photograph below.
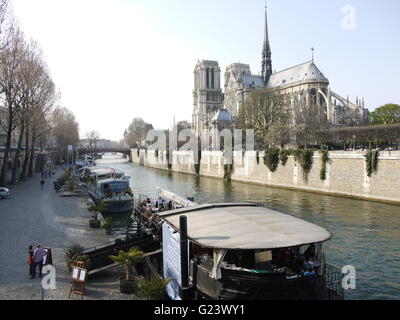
[263,149,280,172]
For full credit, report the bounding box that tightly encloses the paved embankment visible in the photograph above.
[0,170,132,300]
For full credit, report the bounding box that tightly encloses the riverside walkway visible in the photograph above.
[0,169,131,300]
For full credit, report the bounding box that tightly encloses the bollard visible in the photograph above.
[179,215,191,300]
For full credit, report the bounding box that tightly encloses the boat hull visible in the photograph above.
[88,191,133,213]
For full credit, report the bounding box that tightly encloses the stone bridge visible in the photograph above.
[77,148,132,160]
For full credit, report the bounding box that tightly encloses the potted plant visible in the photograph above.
[109,247,145,294]
[102,216,113,235]
[74,254,91,270]
[88,203,107,228]
[133,276,172,300]
[67,180,76,192]
[64,244,84,272]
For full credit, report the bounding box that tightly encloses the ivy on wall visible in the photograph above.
[166,149,172,170]
[194,149,201,175]
[155,148,159,158]
[365,150,379,177]
[256,151,260,165]
[280,150,292,166]
[293,149,314,183]
[224,164,233,181]
[263,149,280,172]
[319,150,330,181]
[136,149,140,157]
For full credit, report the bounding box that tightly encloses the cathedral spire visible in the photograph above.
[261,1,272,86]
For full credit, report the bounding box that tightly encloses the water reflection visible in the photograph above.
[97,155,400,300]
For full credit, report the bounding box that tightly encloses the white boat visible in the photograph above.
[85,166,134,213]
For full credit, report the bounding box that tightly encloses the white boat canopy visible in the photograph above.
[156,187,197,208]
[158,203,332,250]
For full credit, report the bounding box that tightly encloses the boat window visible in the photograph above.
[224,250,255,269]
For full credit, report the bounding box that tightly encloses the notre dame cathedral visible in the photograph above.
[192,4,369,136]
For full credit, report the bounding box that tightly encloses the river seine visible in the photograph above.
[97,154,400,300]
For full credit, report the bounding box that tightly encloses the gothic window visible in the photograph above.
[206,68,210,89]
[309,88,317,104]
[211,68,215,89]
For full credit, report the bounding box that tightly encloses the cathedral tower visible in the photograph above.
[261,3,272,85]
[192,60,223,135]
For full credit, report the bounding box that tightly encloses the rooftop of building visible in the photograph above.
[267,60,329,88]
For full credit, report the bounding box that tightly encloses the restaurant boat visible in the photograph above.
[137,199,344,300]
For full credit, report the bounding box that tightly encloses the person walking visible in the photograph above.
[30,245,47,279]
[28,245,34,278]
[40,180,45,190]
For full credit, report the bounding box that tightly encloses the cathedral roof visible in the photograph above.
[242,75,265,89]
[212,109,234,122]
[267,60,329,88]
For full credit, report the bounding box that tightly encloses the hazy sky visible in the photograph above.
[12,0,400,141]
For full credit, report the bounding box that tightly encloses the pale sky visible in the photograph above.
[12,0,400,141]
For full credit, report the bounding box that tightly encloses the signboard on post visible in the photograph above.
[162,223,182,300]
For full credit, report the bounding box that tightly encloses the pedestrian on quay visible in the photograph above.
[28,245,34,277]
[40,179,45,190]
[30,244,47,279]
[44,171,48,179]
[41,171,45,179]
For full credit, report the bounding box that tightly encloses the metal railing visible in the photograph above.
[324,263,345,300]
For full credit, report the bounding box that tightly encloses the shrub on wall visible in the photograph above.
[365,150,379,177]
[279,150,292,166]
[224,164,233,181]
[166,149,172,169]
[155,149,159,158]
[194,149,202,175]
[255,151,260,165]
[136,149,139,157]
[319,150,330,181]
[263,149,280,172]
[293,149,314,183]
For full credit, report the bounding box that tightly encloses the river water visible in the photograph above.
[97,154,400,300]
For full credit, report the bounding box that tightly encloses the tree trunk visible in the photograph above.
[28,132,37,177]
[20,125,30,181]
[11,120,25,185]
[0,112,13,186]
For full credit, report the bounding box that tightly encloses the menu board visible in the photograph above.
[162,223,182,300]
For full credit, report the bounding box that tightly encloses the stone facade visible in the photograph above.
[131,148,400,205]
[192,60,223,135]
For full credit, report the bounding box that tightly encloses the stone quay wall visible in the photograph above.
[131,149,400,204]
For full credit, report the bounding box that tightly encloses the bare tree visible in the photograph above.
[125,118,153,147]
[51,106,80,163]
[85,130,100,151]
[294,96,328,148]
[0,0,11,51]
[0,26,26,185]
[238,89,291,148]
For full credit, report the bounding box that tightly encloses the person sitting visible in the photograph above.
[167,201,173,210]
[282,248,293,269]
[303,256,319,276]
